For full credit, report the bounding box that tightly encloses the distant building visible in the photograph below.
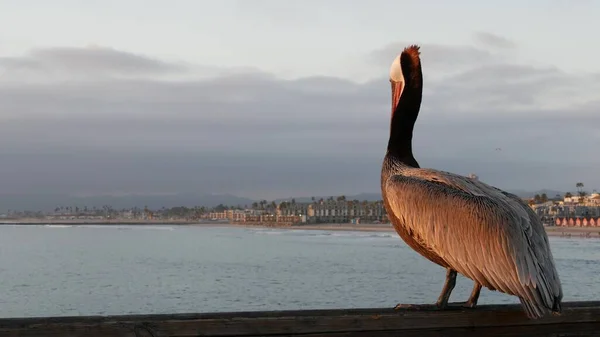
[278,200,386,224]
[589,193,600,206]
[207,211,227,220]
[225,209,246,222]
[554,216,600,227]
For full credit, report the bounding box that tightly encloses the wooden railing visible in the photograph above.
[1,301,599,336]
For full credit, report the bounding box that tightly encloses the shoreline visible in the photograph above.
[234,223,396,232]
[0,219,211,225]
[244,224,600,238]
[2,219,599,238]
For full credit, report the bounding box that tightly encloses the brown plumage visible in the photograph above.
[381,45,563,319]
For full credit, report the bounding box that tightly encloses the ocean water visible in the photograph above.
[0,224,598,318]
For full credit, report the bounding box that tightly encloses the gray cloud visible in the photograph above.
[473,32,517,49]
[426,63,578,112]
[0,46,187,81]
[0,43,599,200]
[450,63,559,84]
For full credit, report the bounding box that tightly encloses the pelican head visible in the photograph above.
[389,54,404,112]
[389,45,421,112]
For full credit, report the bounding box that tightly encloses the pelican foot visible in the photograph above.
[394,302,475,311]
[446,301,478,309]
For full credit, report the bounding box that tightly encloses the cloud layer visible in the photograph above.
[1,33,599,199]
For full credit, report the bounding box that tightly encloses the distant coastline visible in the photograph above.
[0,219,204,225]
[2,219,599,238]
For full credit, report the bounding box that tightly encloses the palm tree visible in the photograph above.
[578,190,587,202]
[576,182,586,203]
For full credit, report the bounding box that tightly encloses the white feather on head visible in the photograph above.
[389,54,404,83]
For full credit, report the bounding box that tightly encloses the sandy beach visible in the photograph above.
[543,226,600,238]
[3,219,600,238]
[233,223,395,232]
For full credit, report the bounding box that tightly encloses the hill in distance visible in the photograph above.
[507,189,565,199]
[273,192,382,203]
[0,189,565,213]
[275,190,566,203]
[0,193,255,213]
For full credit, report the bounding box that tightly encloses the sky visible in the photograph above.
[1,0,599,200]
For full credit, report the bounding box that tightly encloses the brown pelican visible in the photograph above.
[381,45,563,319]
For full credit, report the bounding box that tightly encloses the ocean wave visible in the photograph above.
[79,225,175,231]
[250,228,396,240]
[44,224,73,228]
[253,230,286,235]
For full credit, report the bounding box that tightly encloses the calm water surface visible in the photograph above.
[0,224,598,318]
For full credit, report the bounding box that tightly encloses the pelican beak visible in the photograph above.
[391,80,404,111]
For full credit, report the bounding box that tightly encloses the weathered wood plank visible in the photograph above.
[1,301,599,337]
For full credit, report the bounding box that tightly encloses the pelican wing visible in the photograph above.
[497,189,563,303]
[384,171,562,316]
